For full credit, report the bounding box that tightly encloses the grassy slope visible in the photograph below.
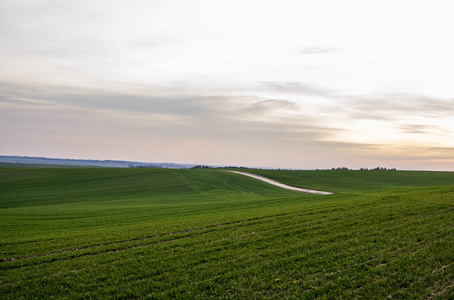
[233,169,454,192]
[1,167,453,299]
[0,168,304,256]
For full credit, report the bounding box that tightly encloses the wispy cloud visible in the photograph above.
[260,81,333,97]
[399,124,451,135]
[1,84,354,167]
[298,47,337,55]
[343,94,454,119]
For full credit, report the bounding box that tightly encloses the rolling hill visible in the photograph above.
[1,166,453,298]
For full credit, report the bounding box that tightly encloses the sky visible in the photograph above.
[1,0,453,170]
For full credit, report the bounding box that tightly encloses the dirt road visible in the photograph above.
[225,170,333,195]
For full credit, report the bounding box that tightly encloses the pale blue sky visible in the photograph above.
[1,0,453,170]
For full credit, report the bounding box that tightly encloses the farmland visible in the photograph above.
[1,166,453,299]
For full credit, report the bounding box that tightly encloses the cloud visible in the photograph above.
[244,99,299,114]
[0,96,51,107]
[0,81,324,130]
[344,112,393,121]
[260,81,333,97]
[298,47,336,55]
[1,82,356,168]
[399,124,451,135]
[1,79,453,170]
[343,93,454,120]
[389,144,454,160]
[0,81,308,123]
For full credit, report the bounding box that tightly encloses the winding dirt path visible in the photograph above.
[225,170,333,195]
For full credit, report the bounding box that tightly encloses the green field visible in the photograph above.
[1,166,453,299]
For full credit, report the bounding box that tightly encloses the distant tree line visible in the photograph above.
[191,165,212,169]
[128,164,161,168]
[222,166,253,169]
[360,167,397,171]
[192,165,255,169]
[325,167,397,171]
[191,165,398,171]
